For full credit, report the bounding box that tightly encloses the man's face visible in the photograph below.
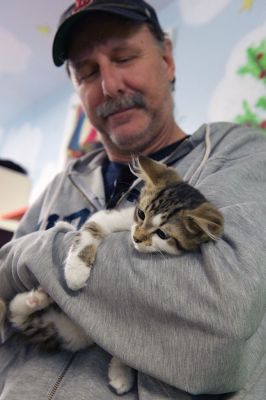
[67,15,175,154]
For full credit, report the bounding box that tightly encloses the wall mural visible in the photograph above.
[207,11,266,135]
[66,103,99,159]
[235,39,266,129]
[241,0,254,11]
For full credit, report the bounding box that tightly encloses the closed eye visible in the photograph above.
[79,70,98,81]
[116,56,134,64]
[113,51,139,65]
[155,229,169,240]
[75,65,99,83]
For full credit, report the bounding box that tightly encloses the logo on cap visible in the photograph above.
[74,0,94,13]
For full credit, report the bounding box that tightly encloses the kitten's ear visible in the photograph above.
[184,203,224,241]
[136,156,182,186]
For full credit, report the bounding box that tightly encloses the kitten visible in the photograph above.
[64,156,224,290]
[0,156,224,395]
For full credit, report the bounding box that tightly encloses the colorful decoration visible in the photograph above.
[36,25,51,35]
[240,0,254,12]
[67,105,100,159]
[74,0,93,13]
[235,39,266,131]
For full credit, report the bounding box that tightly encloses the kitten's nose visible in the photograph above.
[133,236,142,243]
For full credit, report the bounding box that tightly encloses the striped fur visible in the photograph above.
[132,156,224,254]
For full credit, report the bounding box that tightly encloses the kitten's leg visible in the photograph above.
[108,357,136,395]
[64,208,134,290]
[9,287,53,328]
[64,220,106,290]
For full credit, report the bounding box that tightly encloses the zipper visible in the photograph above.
[68,173,100,212]
[47,353,76,400]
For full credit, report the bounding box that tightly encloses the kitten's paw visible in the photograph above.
[9,288,53,322]
[64,253,92,290]
[64,228,98,290]
[25,288,53,310]
[108,357,135,395]
[55,221,75,231]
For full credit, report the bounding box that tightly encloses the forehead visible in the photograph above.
[67,13,152,61]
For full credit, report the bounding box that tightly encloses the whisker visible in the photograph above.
[156,249,167,261]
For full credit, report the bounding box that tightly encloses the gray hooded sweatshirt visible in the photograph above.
[0,122,266,400]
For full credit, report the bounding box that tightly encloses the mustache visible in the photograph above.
[96,93,146,119]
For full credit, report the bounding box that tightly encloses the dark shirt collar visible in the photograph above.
[102,137,187,208]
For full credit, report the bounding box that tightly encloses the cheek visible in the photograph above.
[152,236,181,255]
[131,223,154,252]
[76,83,102,124]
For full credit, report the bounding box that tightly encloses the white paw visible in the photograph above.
[26,288,53,310]
[64,254,91,290]
[55,221,75,231]
[108,357,135,395]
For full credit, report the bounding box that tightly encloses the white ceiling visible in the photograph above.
[0,0,174,128]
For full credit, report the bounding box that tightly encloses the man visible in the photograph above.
[0,1,266,399]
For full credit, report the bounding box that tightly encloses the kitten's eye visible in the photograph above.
[155,229,169,240]
[137,208,145,220]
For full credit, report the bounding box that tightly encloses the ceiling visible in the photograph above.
[0,0,174,128]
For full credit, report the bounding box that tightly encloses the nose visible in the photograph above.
[133,232,149,244]
[133,236,142,243]
[101,63,125,98]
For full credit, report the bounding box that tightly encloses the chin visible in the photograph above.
[111,128,144,143]
[109,125,153,151]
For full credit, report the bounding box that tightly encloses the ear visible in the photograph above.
[162,38,175,84]
[184,203,224,241]
[137,156,182,187]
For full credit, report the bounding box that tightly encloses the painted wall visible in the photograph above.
[0,84,73,202]
[0,0,265,203]
[166,0,266,134]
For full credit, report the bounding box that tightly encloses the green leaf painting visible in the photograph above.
[235,39,266,132]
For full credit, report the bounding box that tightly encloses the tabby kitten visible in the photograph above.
[64,156,224,290]
[0,156,224,395]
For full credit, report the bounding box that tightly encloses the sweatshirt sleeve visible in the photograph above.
[0,169,80,301]
[0,223,76,301]
[56,131,266,395]
[73,208,266,395]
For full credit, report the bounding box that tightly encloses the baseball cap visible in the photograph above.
[52,0,164,67]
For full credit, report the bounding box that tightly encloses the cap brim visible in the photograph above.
[52,6,147,67]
